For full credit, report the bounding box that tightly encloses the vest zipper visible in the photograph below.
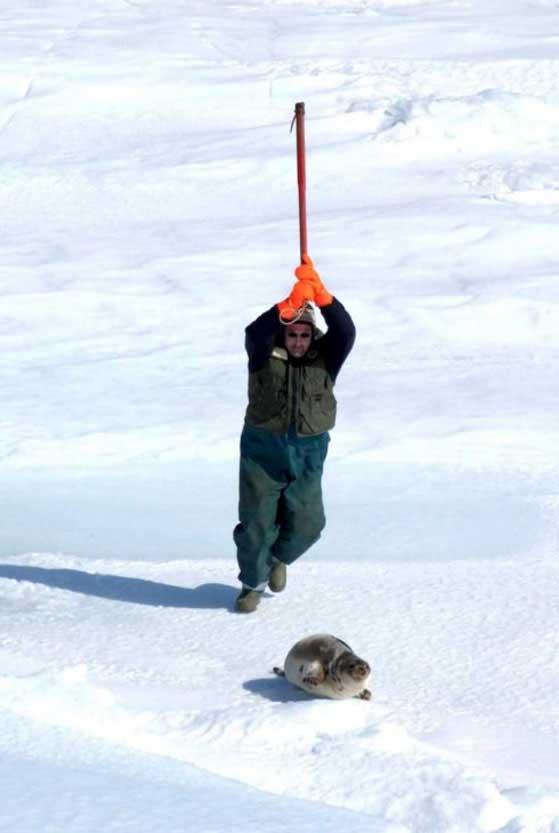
[291,364,302,434]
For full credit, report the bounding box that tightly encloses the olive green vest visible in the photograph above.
[244,346,337,436]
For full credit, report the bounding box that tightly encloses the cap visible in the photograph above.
[284,302,316,330]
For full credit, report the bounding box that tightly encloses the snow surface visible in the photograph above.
[2,0,559,830]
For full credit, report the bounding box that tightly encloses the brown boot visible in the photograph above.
[235,587,262,613]
[268,559,287,593]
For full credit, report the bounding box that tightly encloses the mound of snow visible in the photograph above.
[348,91,559,155]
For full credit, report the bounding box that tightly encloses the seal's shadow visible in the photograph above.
[243,676,312,702]
[0,564,236,610]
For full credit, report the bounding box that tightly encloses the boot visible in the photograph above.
[235,587,262,613]
[268,559,287,593]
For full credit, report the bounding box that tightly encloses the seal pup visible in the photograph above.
[273,634,371,700]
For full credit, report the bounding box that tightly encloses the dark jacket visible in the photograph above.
[243,298,356,436]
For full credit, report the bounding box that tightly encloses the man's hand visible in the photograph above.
[294,254,333,307]
[277,280,314,321]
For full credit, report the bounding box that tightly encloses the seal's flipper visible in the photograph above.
[300,659,326,684]
[273,666,285,677]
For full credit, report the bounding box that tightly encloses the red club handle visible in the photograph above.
[293,102,307,263]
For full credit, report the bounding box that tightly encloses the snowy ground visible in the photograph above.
[2,0,559,831]
[2,553,559,832]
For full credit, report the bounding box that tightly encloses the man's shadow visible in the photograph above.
[0,564,236,610]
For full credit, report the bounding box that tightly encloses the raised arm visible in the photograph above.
[294,255,356,381]
[244,306,282,373]
[320,297,356,381]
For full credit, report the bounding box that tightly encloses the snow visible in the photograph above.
[2,0,559,830]
[2,552,559,831]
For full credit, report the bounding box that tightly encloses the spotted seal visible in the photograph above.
[273,634,371,700]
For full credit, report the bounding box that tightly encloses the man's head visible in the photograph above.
[284,321,313,358]
[282,303,316,358]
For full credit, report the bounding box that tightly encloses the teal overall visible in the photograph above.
[234,425,329,590]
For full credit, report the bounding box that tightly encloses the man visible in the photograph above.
[233,255,356,613]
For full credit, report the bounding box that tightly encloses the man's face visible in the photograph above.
[284,322,313,358]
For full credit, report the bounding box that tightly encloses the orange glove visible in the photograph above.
[294,254,333,307]
[277,280,314,321]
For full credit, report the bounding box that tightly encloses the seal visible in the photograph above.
[273,634,371,700]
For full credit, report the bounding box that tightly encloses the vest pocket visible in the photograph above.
[301,391,337,433]
[247,368,288,427]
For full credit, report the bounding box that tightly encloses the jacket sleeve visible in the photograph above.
[245,306,282,373]
[319,297,356,382]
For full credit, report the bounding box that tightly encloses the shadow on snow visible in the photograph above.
[0,564,236,609]
[243,676,312,702]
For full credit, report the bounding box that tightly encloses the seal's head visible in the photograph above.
[332,652,371,688]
